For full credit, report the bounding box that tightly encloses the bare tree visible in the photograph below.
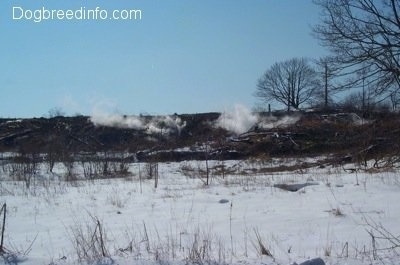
[255,58,319,111]
[313,0,400,96]
[314,57,349,108]
[341,90,374,113]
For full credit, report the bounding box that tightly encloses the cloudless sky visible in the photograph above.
[0,0,327,118]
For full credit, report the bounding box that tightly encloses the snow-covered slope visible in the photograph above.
[0,160,399,265]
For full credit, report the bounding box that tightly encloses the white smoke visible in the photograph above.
[216,104,259,134]
[258,115,300,130]
[91,104,299,136]
[145,115,187,135]
[90,111,186,136]
[91,112,144,129]
[216,104,301,134]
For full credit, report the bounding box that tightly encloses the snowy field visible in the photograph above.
[0,159,399,265]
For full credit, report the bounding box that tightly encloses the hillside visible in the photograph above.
[0,111,399,166]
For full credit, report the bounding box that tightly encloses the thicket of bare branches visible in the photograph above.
[313,0,400,99]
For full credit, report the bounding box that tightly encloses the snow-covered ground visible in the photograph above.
[0,159,399,265]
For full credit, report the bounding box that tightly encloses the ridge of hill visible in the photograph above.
[0,111,399,165]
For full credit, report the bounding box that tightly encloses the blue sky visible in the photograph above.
[0,0,326,118]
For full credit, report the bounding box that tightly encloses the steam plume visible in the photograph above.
[90,111,186,136]
[216,104,259,134]
[216,104,300,134]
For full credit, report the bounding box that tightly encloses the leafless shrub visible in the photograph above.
[63,158,76,182]
[81,153,130,180]
[185,229,216,265]
[0,154,6,178]
[144,162,158,179]
[0,203,36,263]
[117,223,228,264]
[340,242,349,258]
[0,203,6,254]
[371,155,400,170]
[109,157,130,177]
[44,135,63,173]
[144,162,159,188]
[117,222,151,259]
[68,214,111,263]
[6,153,39,189]
[179,163,202,179]
[363,216,400,260]
[102,152,130,178]
[252,228,273,257]
[106,189,126,208]
[331,207,344,217]
[211,163,237,179]
[324,243,332,257]
[81,160,99,180]
[81,157,109,180]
